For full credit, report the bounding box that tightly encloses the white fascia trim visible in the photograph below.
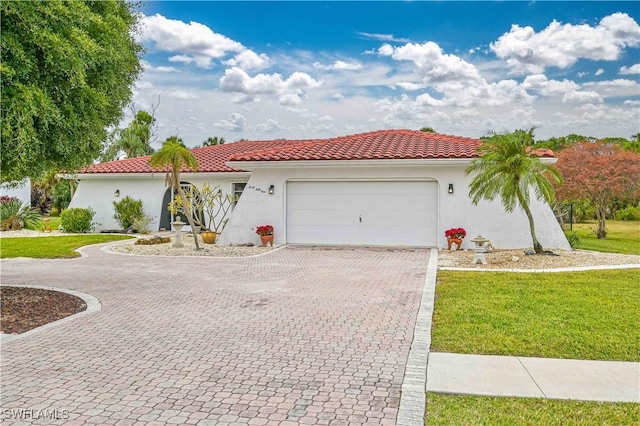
[226,158,477,170]
[59,172,252,180]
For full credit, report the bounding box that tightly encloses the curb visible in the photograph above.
[0,285,101,343]
[397,248,438,425]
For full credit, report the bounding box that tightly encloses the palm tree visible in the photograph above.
[466,129,563,253]
[102,110,156,161]
[149,139,200,251]
[201,136,225,147]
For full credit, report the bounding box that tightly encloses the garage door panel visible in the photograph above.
[286,181,438,247]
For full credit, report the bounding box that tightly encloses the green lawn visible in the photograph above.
[431,269,639,361]
[25,215,62,231]
[0,235,133,259]
[564,220,640,255]
[426,393,640,426]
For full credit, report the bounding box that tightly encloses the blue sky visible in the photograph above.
[133,1,640,147]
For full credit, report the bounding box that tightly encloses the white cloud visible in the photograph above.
[595,68,605,76]
[521,74,580,96]
[490,12,640,74]
[415,93,445,107]
[256,119,285,133]
[169,55,194,64]
[314,60,363,71]
[378,42,482,84]
[220,68,322,97]
[357,32,410,43]
[562,90,603,103]
[141,14,246,68]
[213,112,246,132]
[165,90,199,100]
[395,82,426,91]
[620,64,640,74]
[223,50,269,70]
[623,100,640,106]
[279,93,302,106]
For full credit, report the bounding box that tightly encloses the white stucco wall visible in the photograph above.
[69,174,249,231]
[69,162,569,250]
[219,162,570,250]
[1,179,31,204]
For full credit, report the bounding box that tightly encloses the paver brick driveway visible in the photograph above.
[1,244,430,425]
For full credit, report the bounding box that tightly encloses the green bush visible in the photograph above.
[565,232,581,249]
[60,207,96,233]
[1,197,41,230]
[113,196,144,230]
[50,207,60,217]
[615,206,640,221]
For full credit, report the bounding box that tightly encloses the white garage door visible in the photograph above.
[286,181,438,246]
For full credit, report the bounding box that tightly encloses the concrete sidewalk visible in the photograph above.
[427,352,640,403]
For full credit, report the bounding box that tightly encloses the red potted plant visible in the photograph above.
[256,225,274,247]
[444,227,466,250]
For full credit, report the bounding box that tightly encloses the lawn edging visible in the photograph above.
[0,285,101,343]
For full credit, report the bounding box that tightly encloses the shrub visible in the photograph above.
[132,215,153,234]
[565,232,581,249]
[50,207,60,217]
[113,196,144,230]
[1,197,41,231]
[60,207,97,233]
[615,206,640,221]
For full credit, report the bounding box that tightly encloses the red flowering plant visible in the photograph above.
[444,227,466,239]
[255,225,274,236]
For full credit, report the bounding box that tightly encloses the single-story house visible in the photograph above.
[64,129,570,250]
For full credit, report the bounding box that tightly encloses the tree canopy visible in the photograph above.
[554,142,640,239]
[200,136,226,147]
[466,129,563,253]
[1,0,143,182]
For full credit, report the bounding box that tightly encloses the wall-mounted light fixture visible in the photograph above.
[268,185,275,195]
[448,184,454,194]
[114,189,120,197]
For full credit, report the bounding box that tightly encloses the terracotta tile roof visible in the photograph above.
[80,140,296,174]
[78,130,554,175]
[228,130,482,162]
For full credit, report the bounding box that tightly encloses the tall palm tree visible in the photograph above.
[201,136,225,146]
[102,111,156,161]
[466,129,563,253]
[149,140,200,251]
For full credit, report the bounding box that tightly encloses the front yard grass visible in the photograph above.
[564,220,639,255]
[0,235,133,259]
[426,393,640,426]
[431,269,639,361]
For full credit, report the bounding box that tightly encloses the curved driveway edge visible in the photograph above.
[0,285,101,344]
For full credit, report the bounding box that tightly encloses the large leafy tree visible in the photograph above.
[554,142,640,239]
[102,110,156,161]
[149,140,200,251]
[466,129,563,253]
[1,0,143,182]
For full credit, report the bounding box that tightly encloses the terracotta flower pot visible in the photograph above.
[447,237,463,250]
[260,235,274,247]
[202,231,218,244]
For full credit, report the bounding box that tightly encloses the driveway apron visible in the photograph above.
[1,245,430,425]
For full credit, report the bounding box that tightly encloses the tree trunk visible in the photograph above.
[595,207,607,239]
[519,192,544,253]
[176,186,200,251]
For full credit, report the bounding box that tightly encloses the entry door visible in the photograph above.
[286,181,438,246]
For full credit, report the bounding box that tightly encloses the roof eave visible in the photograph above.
[59,171,252,180]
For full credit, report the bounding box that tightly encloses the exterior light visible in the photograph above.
[268,185,275,195]
[448,184,454,194]
[114,189,120,197]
